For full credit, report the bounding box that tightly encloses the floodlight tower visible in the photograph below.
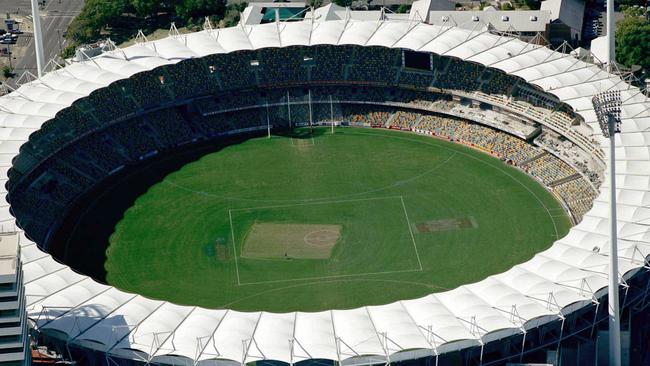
[30,0,46,77]
[592,90,622,366]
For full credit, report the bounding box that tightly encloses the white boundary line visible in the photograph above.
[230,195,405,212]
[229,195,422,286]
[237,268,424,286]
[290,135,316,146]
[228,209,241,286]
[400,195,423,271]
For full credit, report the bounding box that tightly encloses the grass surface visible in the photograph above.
[106,127,572,312]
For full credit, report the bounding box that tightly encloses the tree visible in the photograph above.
[176,0,227,21]
[616,8,650,71]
[332,0,353,8]
[307,0,323,9]
[65,0,127,43]
[396,4,410,13]
[1,65,13,79]
[222,2,247,27]
[130,0,163,17]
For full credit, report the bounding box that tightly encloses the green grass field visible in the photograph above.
[106,127,572,312]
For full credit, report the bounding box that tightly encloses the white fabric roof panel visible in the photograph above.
[17,85,85,106]
[365,22,412,47]
[151,37,199,61]
[0,98,64,118]
[332,307,385,358]
[400,295,476,348]
[183,31,227,56]
[0,18,644,363]
[40,72,105,96]
[366,302,430,352]
[202,310,260,362]
[93,55,151,77]
[310,20,347,45]
[153,308,228,360]
[248,312,295,362]
[293,311,338,361]
[214,26,254,52]
[72,296,165,351]
[0,113,48,129]
[443,32,501,60]
[110,302,194,360]
[338,21,381,45]
[278,21,313,47]
[246,23,282,49]
[392,23,440,51]
[38,287,137,340]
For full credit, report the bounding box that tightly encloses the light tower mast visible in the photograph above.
[30,0,46,76]
[592,90,623,366]
[606,0,615,71]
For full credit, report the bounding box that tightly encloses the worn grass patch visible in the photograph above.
[242,223,341,259]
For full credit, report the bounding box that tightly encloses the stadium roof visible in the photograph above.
[4,17,650,364]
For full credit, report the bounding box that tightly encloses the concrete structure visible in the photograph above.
[541,0,586,44]
[0,234,28,365]
[408,0,455,21]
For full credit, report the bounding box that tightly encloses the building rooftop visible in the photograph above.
[541,0,586,32]
[426,9,551,32]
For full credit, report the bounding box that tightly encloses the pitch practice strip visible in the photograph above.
[106,127,572,312]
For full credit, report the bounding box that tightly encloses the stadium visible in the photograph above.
[2,10,650,366]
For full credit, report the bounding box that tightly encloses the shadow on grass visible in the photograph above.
[275,126,331,140]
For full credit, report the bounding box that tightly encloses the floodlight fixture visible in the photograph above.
[593,90,622,138]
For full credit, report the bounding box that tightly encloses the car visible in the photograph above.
[0,29,6,36]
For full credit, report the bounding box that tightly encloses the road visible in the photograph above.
[0,0,84,79]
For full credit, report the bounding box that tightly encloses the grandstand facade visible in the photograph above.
[1,16,649,366]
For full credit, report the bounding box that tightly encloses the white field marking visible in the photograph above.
[344,130,562,239]
[238,255,290,262]
[228,209,241,285]
[400,196,423,271]
[229,195,422,286]
[290,135,315,146]
[229,194,403,212]
[221,277,449,307]
[237,268,424,286]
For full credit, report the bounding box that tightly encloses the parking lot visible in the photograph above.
[0,0,83,82]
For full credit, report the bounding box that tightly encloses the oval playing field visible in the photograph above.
[106,127,572,312]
